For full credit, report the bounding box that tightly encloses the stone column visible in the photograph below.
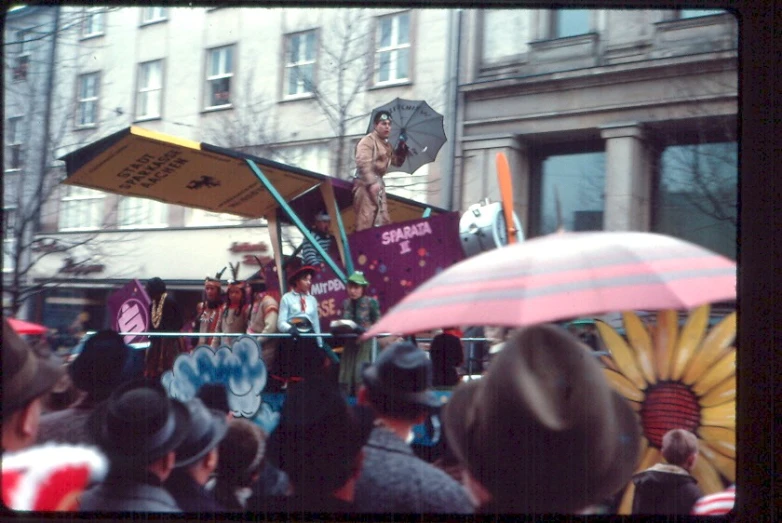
[599,123,652,231]
[460,135,530,237]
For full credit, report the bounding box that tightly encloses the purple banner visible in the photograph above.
[108,279,151,344]
[261,212,464,333]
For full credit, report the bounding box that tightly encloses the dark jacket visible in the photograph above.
[165,469,224,513]
[429,333,463,387]
[80,469,181,512]
[632,463,703,515]
[353,426,474,514]
[37,397,97,446]
[257,492,355,514]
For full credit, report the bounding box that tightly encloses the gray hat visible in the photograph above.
[174,398,228,467]
[362,342,440,408]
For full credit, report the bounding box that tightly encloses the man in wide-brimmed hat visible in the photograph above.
[252,377,375,513]
[38,329,132,446]
[164,398,228,512]
[2,318,65,452]
[442,324,641,514]
[352,342,473,514]
[79,379,192,512]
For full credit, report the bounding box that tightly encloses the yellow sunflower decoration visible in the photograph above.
[596,304,736,515]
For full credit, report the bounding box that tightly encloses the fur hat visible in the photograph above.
[3,318,65,415]
[442,324,641,513]
[362,341,440,408]
[87,379,191,466]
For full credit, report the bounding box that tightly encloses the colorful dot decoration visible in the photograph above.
[358,254,368,265]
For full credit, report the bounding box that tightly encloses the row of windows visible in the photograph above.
[81,6,165,38]
[68,11,410,127]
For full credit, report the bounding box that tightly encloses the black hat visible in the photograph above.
[87,379,191,466]
[3,318,65,415]
[174,398,228,467]
[146,277,166,297]
[362,342,440,408]
[69,329,130,400]
[266,378,374,489]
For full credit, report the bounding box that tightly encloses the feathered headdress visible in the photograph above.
[247,256,267,293]
[205,267,227,289]
[227,262,244,290]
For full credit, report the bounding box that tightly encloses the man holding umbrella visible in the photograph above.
[353,111,408,231]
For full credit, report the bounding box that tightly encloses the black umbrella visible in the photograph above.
[367,98,447,175]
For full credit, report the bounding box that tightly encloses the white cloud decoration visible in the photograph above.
[161,337,268,418]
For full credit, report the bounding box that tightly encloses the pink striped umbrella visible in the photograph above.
[363,231,736,339]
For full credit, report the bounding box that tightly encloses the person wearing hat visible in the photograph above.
[164,398,228,512]
[246,261,280,373]
[252,377,375,513]
[352,342,474,514]
[194,267,226,348]
[2,318,65,453]
[442,324,641,514]
[144,277,185,379]
[213,262,250,349]
[300,210,338,266]
[79,379,192,511]
[337,271,381,396]
[37,329,132,446]
[275,258,327,385]
[352,110,409,231]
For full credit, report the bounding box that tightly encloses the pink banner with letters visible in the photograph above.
[108,279,151,344]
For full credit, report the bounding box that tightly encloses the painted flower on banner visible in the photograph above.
[597,305,736,515]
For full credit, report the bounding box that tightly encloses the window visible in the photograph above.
[680,9,725,19]
[539,152,605,235]
[284,31,316,98]
[482,10,531,63]
[59,186,105,230]
[5,117,23,170]
[82,7,105,37]
[118,197,168,228]
[136,60,163,120]
[552,9,591,38]
[141,7,167,24]
[205,46,233,109]
[13,55,29,81]
[3,207,16,272]
[654,142,737,259]
[376,11,410,84]
[77,72,100,127]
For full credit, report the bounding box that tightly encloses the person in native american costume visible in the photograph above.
[212,263,250,349]
[144,277,185,379]
[194,267,226,348]
[246,257,280,374]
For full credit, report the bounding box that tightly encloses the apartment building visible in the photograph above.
[4,7,737,330]
[11,6,454,329]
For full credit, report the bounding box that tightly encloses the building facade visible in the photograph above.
[11,6,455,329]
[454,8,737,259]
[3,7,738,329]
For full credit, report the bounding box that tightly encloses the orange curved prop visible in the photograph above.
[496,152,517,244]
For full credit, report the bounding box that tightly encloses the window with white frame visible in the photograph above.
[118,197,168,228]
[284,31,316,98]
[482,10,531,63]
[82,7,105,37]
[551,9,591,38]
[13,29,30,81]
[205,45,234,109]
[5,117,23,170]
[3,207,16,272]
[136,60,163,120]
[375,11,410,85]
[59,186,105,230]
[141,7,167,24]
[77,72,100,127]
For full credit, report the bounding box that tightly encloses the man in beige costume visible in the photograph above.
[353,111,408,231]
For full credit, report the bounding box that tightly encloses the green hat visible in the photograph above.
[347,271,369,286]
